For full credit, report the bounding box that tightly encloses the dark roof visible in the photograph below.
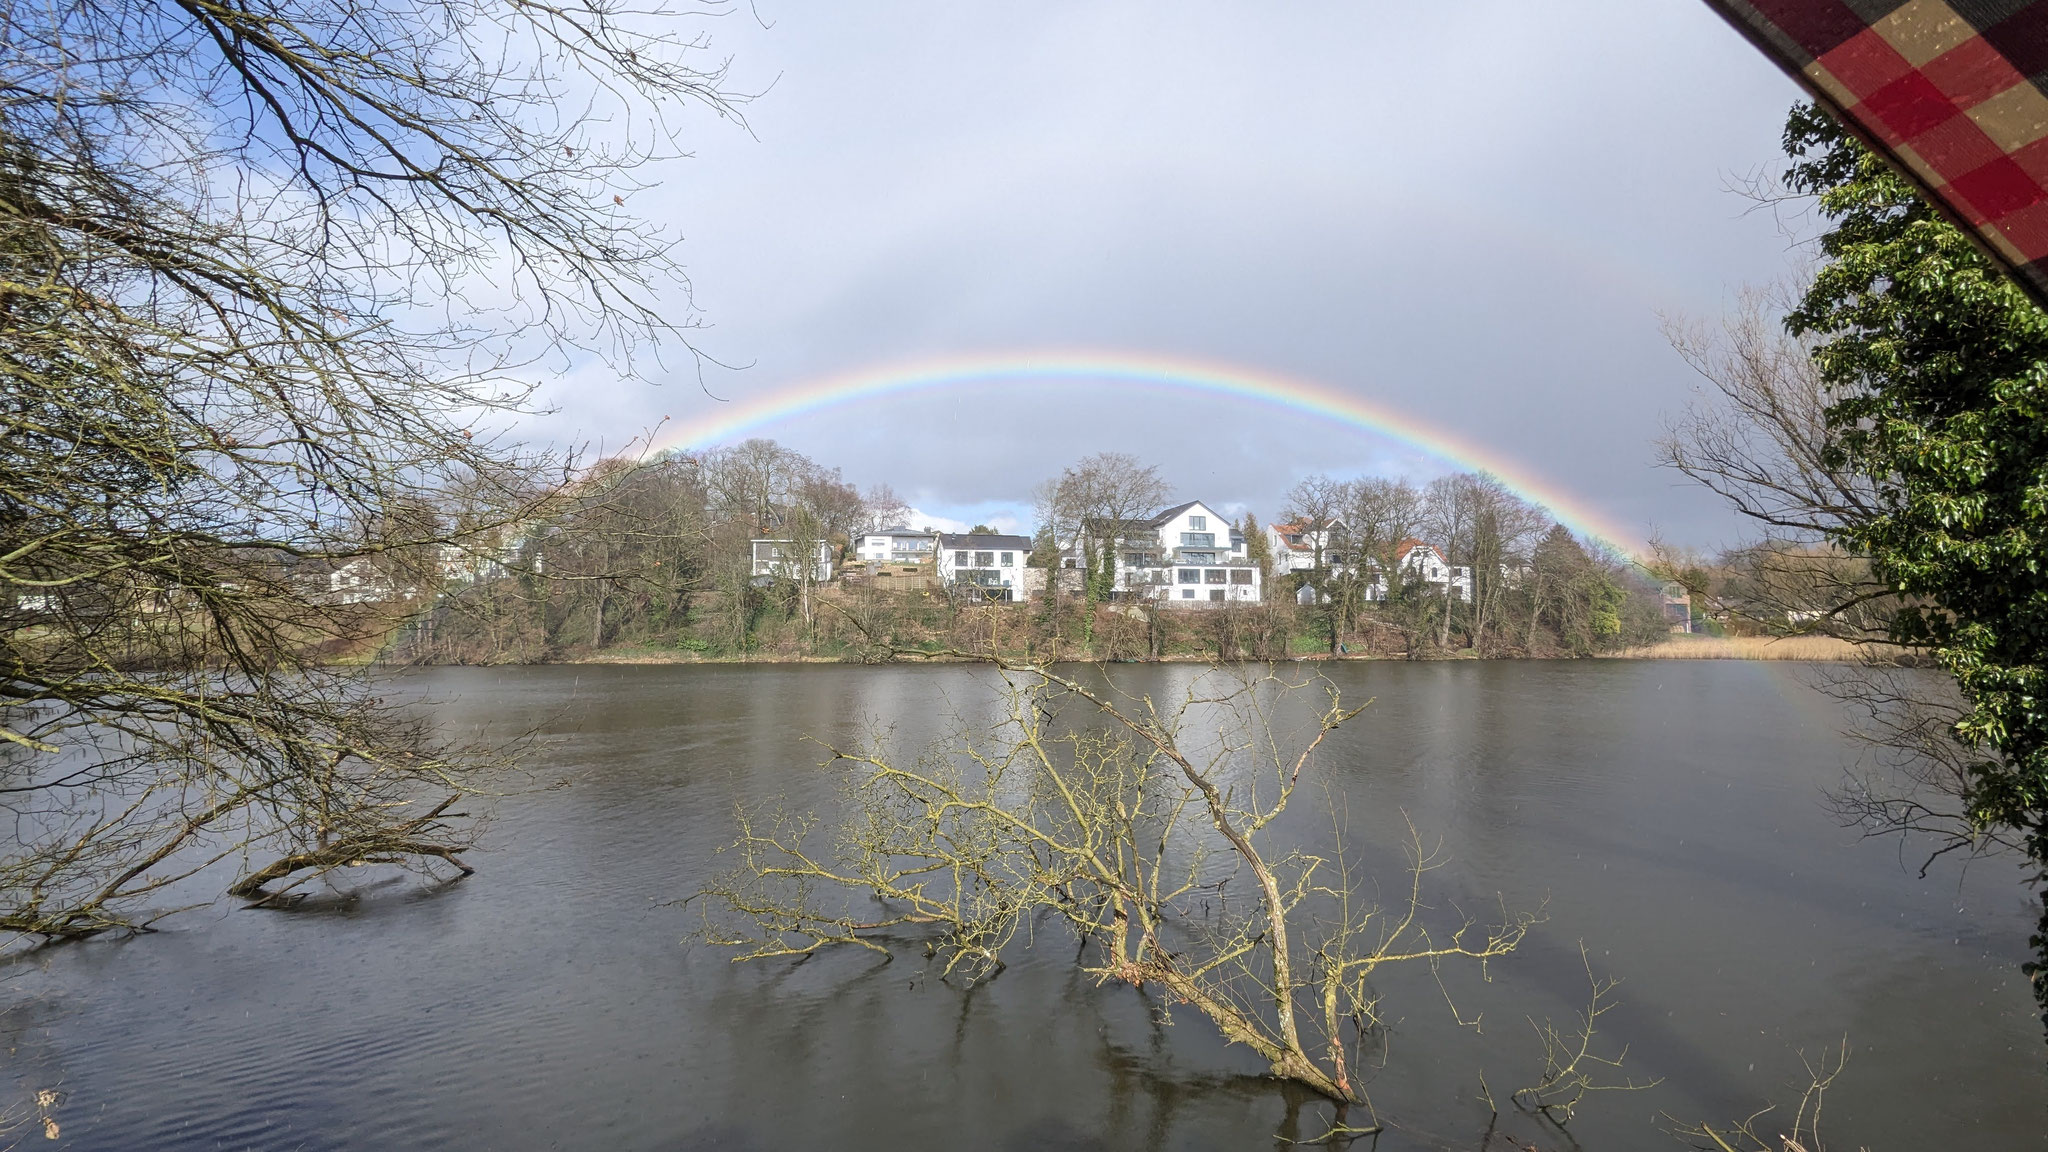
[937,533,1032,550]
[865,526,931,537]
[1139,500,1203,528]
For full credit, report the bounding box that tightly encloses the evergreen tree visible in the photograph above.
[1782,103,2048,1029]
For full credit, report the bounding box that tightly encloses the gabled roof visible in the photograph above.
[864,526,933,538]
[1139,500,1205,528]
[1268,520,1324,553]
[1393,538,1446,565]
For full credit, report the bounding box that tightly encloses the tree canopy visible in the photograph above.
[1779,104,2048,1027]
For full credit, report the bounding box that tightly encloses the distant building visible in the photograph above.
[328,558,412,605]
[1064,500,1262,607]
[1266,518,1350,575]
[854,528,936,565]
[1661,582,1693,634]
[1364,540,1471,603]
[936,533,1031,602]
[751,539,833,583]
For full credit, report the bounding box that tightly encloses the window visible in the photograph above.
[1209,589,1225,601]
[1179,532,1215,547]
[974,551,994,567]
[1177,568,1200,584]
[1230,570,1252,585]
[1181,552,1215,565]
[1181,588,1195,599]
[1000,552,1014,565]
[1204,569,1226,584]
[1189,515,1207,530]
[954,551,969,565]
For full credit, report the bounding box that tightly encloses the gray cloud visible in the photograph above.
[527,0,1811,550]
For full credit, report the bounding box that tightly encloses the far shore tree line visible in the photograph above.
[372,441,1678,664]
[4,0,2045,1130]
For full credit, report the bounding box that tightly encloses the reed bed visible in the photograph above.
[1608,634,1906,662]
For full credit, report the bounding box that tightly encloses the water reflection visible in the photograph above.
[2,662,2040,1150]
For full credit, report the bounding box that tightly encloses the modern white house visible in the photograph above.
[1065,500,1262,607]
[854,528,937,565]
[935,533,1031,601]
[750,539,834,583]
[1363,539,1471,602]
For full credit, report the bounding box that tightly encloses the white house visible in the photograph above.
[751,539,834,583]
[1363,539,1471,602]
[855,528,937,565]
[328,558,412,605]
[1267,518,1351,575]
[936,533,1031,601]
[1069,500,1262,607]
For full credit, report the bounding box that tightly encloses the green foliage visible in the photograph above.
[1241,512,1273,577]
[1782,104,2048,1025]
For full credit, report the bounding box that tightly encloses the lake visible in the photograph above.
[4,661,2043,1150]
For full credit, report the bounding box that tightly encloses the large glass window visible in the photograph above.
[1181,552,1215,565]
[1177,569,1200,584]
[1180,532,1215,547]
[974,551,994,567]
[1189,515,1207,530]
[1209,589,1225,601]
[954,551,969,565]
[1204,569,1226,584]
[1000,552,1014,565]
[1230,569,1252,585]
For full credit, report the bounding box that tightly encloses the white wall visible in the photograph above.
[935,539,1028,595]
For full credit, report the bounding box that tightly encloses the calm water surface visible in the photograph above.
[4,661,2043,1150]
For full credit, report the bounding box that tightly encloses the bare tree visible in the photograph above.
[860,484,913,535]
[1422,476,1482,648]
[693,662,1533,1119]
[0,0,742,933]
[1041,454,1171,629]
[1462,475,1546,654]
[1659,291,1995,885]
[1659,293,1892,639]
[1282,474,1349,574]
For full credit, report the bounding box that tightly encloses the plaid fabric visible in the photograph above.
[1706,0,2048,302]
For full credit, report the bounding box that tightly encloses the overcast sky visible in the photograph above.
[529,1,1810,549]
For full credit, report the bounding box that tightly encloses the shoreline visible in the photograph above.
[388,640,1893,667]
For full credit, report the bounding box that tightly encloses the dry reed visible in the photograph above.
[1606,634,1905,662]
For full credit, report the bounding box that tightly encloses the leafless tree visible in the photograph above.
[1461,475,1546,654]
[1659,291,1990,875]
[1342,478,1423,593]
[1422,475,1482,648]
[860,484,913,535]
[1039,454,1171,633]
[693,662,1533,1119]
[0,0,743,933]
[1282,474,1349,573]
[1659,292,1891,639]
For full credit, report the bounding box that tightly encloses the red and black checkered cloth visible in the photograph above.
[1706,1,2048,303]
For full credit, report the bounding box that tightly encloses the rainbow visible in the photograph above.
[640,350,1643,554]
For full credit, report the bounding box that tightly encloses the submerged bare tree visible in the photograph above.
[0,0,743,934]
[692,663,1533,1119]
